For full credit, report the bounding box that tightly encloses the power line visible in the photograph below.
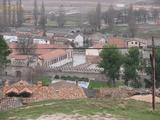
[0,47,159,50]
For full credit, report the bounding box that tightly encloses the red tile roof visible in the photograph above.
[39,49,66,60]
[6,88,19,94]
[35,44,67,56]
[4,81,33,95]
[92,42,105,49]
[3,81,86,102]
[9,43,19,55]
[20,88,33,94]
[108,37,127,48]
[36,44,66,49]
[8,43,67,57]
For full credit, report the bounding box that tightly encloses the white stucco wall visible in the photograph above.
[3,35,18,43]
[74,35,84,47]
[85,49,100,56]
[128,41,140,48]
[33,39,50,44]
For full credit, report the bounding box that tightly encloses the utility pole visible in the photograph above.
[151,36,156,110]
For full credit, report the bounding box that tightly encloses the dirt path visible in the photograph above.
[127,94,160,103]
[31,113,122,120]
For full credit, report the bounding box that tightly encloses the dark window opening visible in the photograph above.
[19,92,32,98]
[16,71,22,78]
[6,92,18,97]
[5,72,7,76]
[6,92,32,98]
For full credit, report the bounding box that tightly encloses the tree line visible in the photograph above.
[33,0,66,36]
[99,45,160,88]
[0,0,24,30]
[88,3,160,37]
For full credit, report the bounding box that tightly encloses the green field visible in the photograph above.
[0,98,160,120]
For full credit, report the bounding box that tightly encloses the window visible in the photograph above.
[16,71,22,78]
[5,72,7,76]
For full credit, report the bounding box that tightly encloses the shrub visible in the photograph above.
[33,76,52,86]
[88,81,111,89]
[55,75,60,79]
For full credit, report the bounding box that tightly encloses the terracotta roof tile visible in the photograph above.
[39,49,66,60]
[36,44,66,49]
[3,81,86,102]
[19,88,33,94]
[92,42,105,49]
[108,37,127,48]
[6,88,19,94]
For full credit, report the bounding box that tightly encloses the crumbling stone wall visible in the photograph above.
[0,97,23,111]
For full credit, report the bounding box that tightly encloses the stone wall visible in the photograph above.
[0,97,23,111]
[96,88,136,98]
[48,72,107,81]
[4,66,33,81]
[86,56,101,64]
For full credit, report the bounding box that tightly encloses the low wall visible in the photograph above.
[0,97,23,111]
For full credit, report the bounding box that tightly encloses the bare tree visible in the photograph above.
[32,65,47,84]
[12,6,16,27]
[17,34,36,55]
[8,0,11,26]
[127,5,137,38]
[96,2,101,30]
[57,5,66,28]
[39,1,46,36]
[33,0,39,27]
[16,0,24,26]
[0,13,4,31]
[77,13,82,27]
[87,3,101,31]
[107,5,115,31]
[3,0,8,27]
[19,0,24,25]
[88,11,97,31]
[16,0,20,26]
[152,9,159,23]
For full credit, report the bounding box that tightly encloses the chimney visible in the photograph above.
[37,81,43,87]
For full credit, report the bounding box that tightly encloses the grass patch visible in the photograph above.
[88,81,111,89]
[33,76,52,86]
[0,98,160,120]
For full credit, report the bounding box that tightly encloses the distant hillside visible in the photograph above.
[21,0,146,12]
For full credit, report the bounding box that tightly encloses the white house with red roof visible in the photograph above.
[38,49,72,68]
